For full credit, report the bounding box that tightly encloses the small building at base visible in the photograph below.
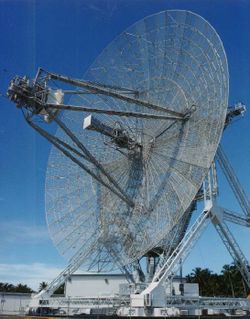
[0,292,31,315]
[65,273,128,298]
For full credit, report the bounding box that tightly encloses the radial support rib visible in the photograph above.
[47,71,186,118]
[46,103,184,120]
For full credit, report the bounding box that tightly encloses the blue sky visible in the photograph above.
[0,0,250,290]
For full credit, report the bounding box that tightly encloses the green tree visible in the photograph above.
[14,283,33,293]
[0,283,15,292]
[186,263,250,297]
[221,264,236,297]
[221,263,250,297]
[186,267,215,296]
[38,282,64,295]
[38,281,48,292]
[54,284,64,295]
[0,282,33,293]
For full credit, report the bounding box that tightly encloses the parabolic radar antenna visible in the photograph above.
[45,10,228,269]
[7,11,228,280]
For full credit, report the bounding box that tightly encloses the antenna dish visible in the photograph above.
[45,10,228,269]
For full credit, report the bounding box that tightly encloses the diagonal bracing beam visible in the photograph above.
[31,244,135,305]
[223,208,250,227]
[32,238,100,302]
[213,220,250,287]
[52,113,135,208]
[152,207,211,285]
[26,118,134,207]
[216,145,250,217]
[139,205,212,302]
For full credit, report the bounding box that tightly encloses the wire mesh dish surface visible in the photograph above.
[46,10,228,270]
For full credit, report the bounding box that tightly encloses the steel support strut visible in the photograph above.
[31,239,135,304]
[26,118,134,207]
[213,221,250,287]
[131,170,217,307]
[223,208,250,227]
[52,113,134,207]
[31,239,100,303]
[152,207,211,285]
[128,205,212,309]
[134,172,215,308]
[216,145,250,216]
[46,70,187,118]
[46,103,184,120]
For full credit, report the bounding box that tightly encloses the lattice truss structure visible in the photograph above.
[6,10,238,300]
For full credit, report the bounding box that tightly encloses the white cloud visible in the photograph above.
[0,221,50,244]
[0,262,63,291]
